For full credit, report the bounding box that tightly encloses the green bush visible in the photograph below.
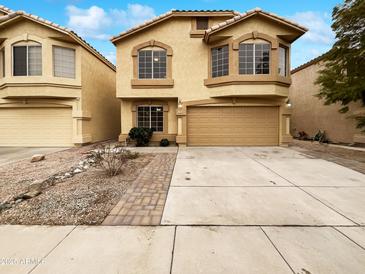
[128,127,153,146]
[160,138,170,147]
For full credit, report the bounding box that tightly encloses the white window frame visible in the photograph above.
[12,43,42,76]
[53,46,76,79]
[0,47,5,78]
[136,105,164,132]
[278,46,288,77]
[137,48,167,80]
[239,42,271,75]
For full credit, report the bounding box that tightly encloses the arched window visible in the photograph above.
[138,47,167,79]
[12,41,42,76]
[131,40,173,87]
[239,40,270,75]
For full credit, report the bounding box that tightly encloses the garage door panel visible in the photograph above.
[0,107,73,147]
[187,106,279,146]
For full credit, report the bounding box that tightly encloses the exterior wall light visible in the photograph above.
[178,99,183,108]
[286,99,292,108]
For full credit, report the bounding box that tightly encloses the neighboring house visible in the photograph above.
[0,5,120,147]
[289,55,365,144]
[111,8,307,146]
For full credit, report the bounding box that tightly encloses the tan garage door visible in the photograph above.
[0,107,73,147]
[187,106,279,146]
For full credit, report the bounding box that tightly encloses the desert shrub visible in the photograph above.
[314,130,329,143]
[128,127,153,146]
[91,144,138,176]
[160,138,170,147]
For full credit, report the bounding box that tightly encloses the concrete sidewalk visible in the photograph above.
[0,225,364,274]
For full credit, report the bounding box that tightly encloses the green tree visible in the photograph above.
[315,0,365,130]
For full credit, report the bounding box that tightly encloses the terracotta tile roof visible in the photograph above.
[204,7,308,41]
[111,9,239,43]
[291,51,329,74]
[0,5,115,70]
[0,5,13,14]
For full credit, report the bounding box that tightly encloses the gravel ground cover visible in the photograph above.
[0,144,154,225]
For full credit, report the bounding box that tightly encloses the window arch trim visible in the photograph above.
[232,32,278,50]
[131,40,173,57]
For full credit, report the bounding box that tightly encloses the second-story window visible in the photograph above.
[239,43,270,75]
[138,48,167,79]
[53,46,76,78]
[196,17,209,30]
[13,44,42,76]
[211,45,229,78]
[0,48,4,78]
[278,46,288,76]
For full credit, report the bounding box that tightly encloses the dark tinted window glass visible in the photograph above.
[13,46,27,76]
[211,45,229,78]
[239,43,270,75]
[137,106,163,132]
[196,17,209,30]
[138,50,166,79]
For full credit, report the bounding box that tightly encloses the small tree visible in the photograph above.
[315,0,365,130]
[128,127,153,146]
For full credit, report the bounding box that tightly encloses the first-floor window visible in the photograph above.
[13,44,42,76]
[137,105,164,132]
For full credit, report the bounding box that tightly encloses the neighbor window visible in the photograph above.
[13,44,42,76]
[211,45,229,78]
[53,46,76,78]
[0,48,4,78]
[138,49,166,79]
[278,46,288,76]
[137,105,164,132]
[239,43,270,75]
[196,17,209,30]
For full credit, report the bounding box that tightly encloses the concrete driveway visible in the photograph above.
[1,147,365,274]
[0,147,68,166]
[162,147,365,225]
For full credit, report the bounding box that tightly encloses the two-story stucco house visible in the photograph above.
[0,6,120,147]
[112,8,306,146]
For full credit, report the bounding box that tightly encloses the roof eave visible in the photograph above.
[204,10,307,43]
[111,10,239,44]
[0,12,115,71]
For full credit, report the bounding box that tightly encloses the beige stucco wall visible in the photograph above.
[81,48,120,143]
[116,16,292,101]
[289,62,363,143]
[0,18,118,146]
[115,15,299,145]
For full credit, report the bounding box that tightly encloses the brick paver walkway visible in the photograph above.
[102,153,176,225]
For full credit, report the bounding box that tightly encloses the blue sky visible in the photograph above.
[2,0,341,68]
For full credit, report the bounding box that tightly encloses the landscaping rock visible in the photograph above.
[73,168,82,174]
[27,181,43,192]
[0,203,12,211]
[22,190,41,199]
[31,154,45,163]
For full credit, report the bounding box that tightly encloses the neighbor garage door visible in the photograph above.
[0,107,73,147]
[187,106,279,146]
